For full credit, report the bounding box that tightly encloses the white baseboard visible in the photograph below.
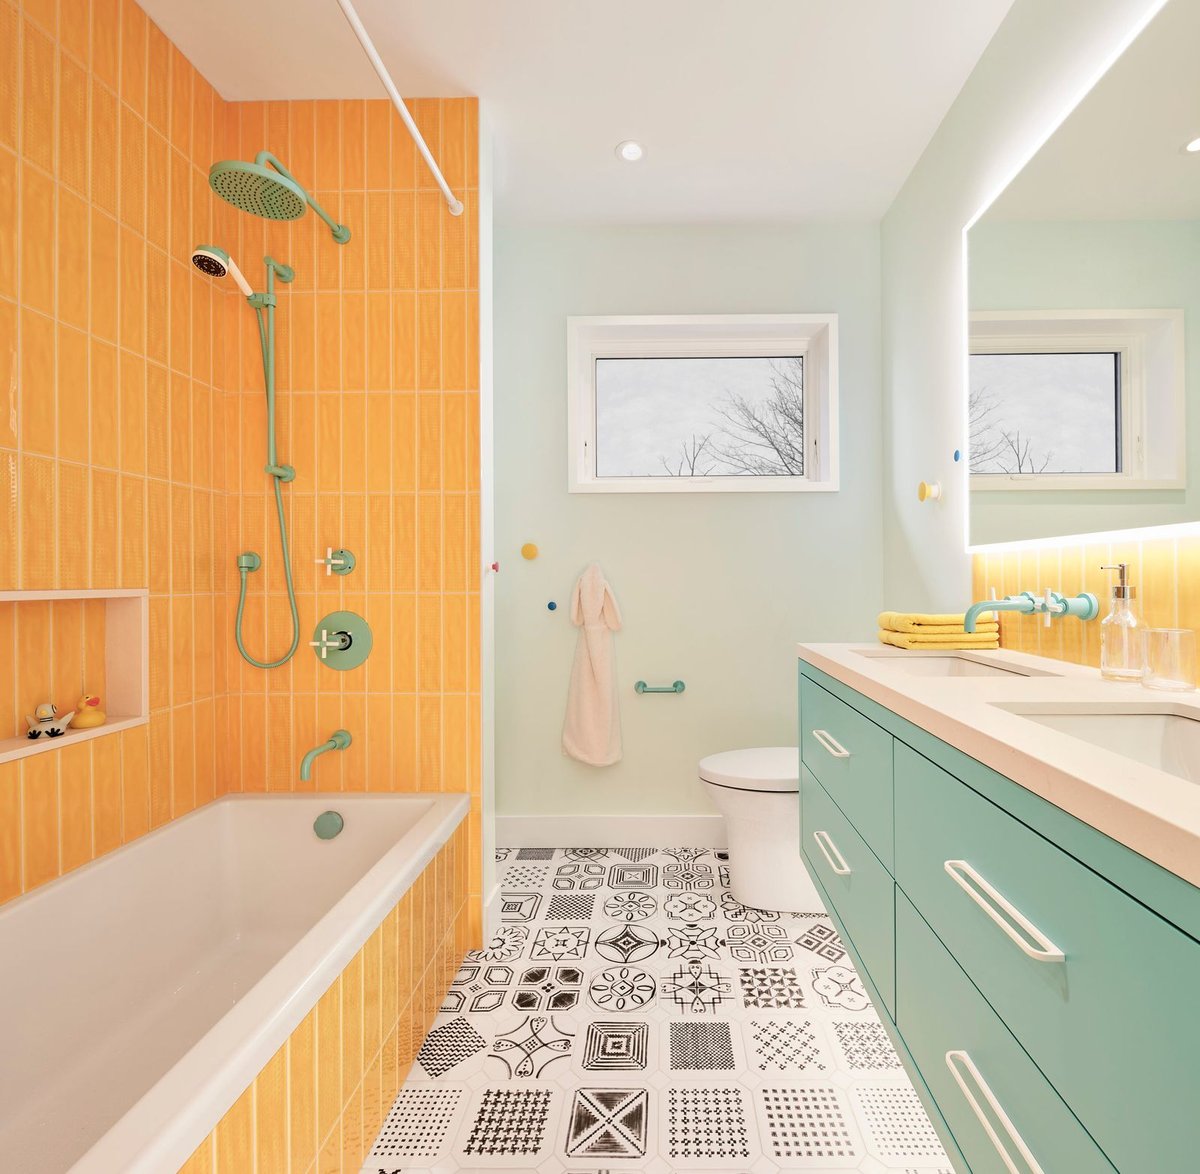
[495,813,727,850]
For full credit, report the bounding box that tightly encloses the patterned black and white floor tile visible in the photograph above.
[363,847,951,1173]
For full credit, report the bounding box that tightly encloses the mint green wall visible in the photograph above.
[881,0,1167,603]
[494,224,881,818]
[969,219,1199,545]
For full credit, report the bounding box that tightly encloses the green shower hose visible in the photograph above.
[234,300,301,669]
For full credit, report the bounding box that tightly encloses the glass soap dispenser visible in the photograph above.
[1100,563,1144,681]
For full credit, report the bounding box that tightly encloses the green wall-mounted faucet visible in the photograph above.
[300,730,352,783]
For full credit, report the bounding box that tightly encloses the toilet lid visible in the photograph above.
[698,747,800,792]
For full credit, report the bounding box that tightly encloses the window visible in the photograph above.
[969,351,1122,475]
[568,315,838,493]
[969,310,1185,491]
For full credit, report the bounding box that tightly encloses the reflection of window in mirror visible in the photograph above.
[970,351,1121,475]
[968,310,1184,493]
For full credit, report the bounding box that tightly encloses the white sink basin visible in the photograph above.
[997,705,1200,783]
[856,651,1050,679]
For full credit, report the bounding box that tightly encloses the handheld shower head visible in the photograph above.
[191,245,254,298]
[208,152,351,244]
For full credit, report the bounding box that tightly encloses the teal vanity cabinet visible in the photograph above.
[799,659,1200,1174]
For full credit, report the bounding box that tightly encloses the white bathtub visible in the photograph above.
[0,791,468,1174]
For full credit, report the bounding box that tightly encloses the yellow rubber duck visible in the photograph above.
[73,693,106,730]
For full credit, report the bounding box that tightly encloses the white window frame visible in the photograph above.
[567,314,839,493]
[969,309,1185,492]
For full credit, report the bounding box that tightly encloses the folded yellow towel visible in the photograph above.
[878,629,1000,651]
[878,611,997,635]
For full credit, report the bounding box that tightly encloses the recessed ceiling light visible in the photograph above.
[1186,136,1200,153]
[615,140,645,163]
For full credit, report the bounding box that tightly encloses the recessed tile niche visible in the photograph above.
[0,589,149,765]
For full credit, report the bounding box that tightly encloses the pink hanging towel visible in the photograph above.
[562,563,623,766]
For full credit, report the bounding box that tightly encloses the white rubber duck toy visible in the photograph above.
[26,702,75,739]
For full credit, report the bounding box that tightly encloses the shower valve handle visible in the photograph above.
[314,547,356,577]
[308,628,352,659]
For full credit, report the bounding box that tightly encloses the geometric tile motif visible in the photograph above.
[503,865,550,889]
[588,967,657,1012]
[512,965,584,1012]
[608,864,658,889]
[369,1087,463,1159]
[516,848,557,860]
[720,892,779,921]
[466,926,528,963]
[530,925,590,962]
[614,848,657,861]
[759,1086,859,1161]
[661,962,734,1014]
[663,863,714,890]
[565,1088,649,1158]
[852,1086,946,1162]
[546,893,596,921]
[462,1087,553,1157]
[664,891,717,920]
[594,924,662,963]
[554,863,608,890]
[442,963,514,1014]
[499,892,543,923]
[417,1017,486,1078]
[666,1086,751,1160]
[832,1021,902,1070]
[796,921,847,962]
[739,967,806,1009]
[604,891,658,922]
[749,1018,827,1072]
[489,1015,574,1078]
[582,1021,649,1071]
[664,922,724,962]
[726,922,794,964]
[664,847,710,862]
[669,1021,736,1070]
[812,965,872,1012]
[564,848,610,861]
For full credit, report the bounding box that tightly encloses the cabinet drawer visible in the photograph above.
[895,740,1200,1174]
[800,676,894,869]
[801,765,895,1015]
[897,891,1115,1174]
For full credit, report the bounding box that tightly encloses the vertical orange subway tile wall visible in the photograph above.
[1,0,483,933]
[973,533,1200,678]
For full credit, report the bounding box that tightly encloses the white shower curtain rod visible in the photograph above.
[335,0,465,216]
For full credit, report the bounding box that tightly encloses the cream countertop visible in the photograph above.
[797,642,1200,888]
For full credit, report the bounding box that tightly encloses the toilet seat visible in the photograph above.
[698,746,799,793]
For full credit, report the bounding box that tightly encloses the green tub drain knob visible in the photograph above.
[313,810,344,840]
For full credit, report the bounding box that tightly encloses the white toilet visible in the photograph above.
[700,746,821,914]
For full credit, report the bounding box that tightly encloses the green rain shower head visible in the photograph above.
[208,152,351,244]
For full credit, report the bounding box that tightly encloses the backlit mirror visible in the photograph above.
[967,0,1198,546]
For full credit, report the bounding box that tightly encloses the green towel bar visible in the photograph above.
[635,680,686,694]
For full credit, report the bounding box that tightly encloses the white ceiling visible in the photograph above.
[140,0,1014,223]
[985,0,1200,221]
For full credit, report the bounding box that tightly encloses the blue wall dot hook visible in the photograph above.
[953,449,962,462]
[547,601,557,611]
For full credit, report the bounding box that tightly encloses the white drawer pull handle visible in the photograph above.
[813,830,852,876]
[945,1050,1045,1174]
[811,728,850,758]
[944,859,1065,963]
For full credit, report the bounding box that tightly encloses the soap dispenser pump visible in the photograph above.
[1099,563,1144,681]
